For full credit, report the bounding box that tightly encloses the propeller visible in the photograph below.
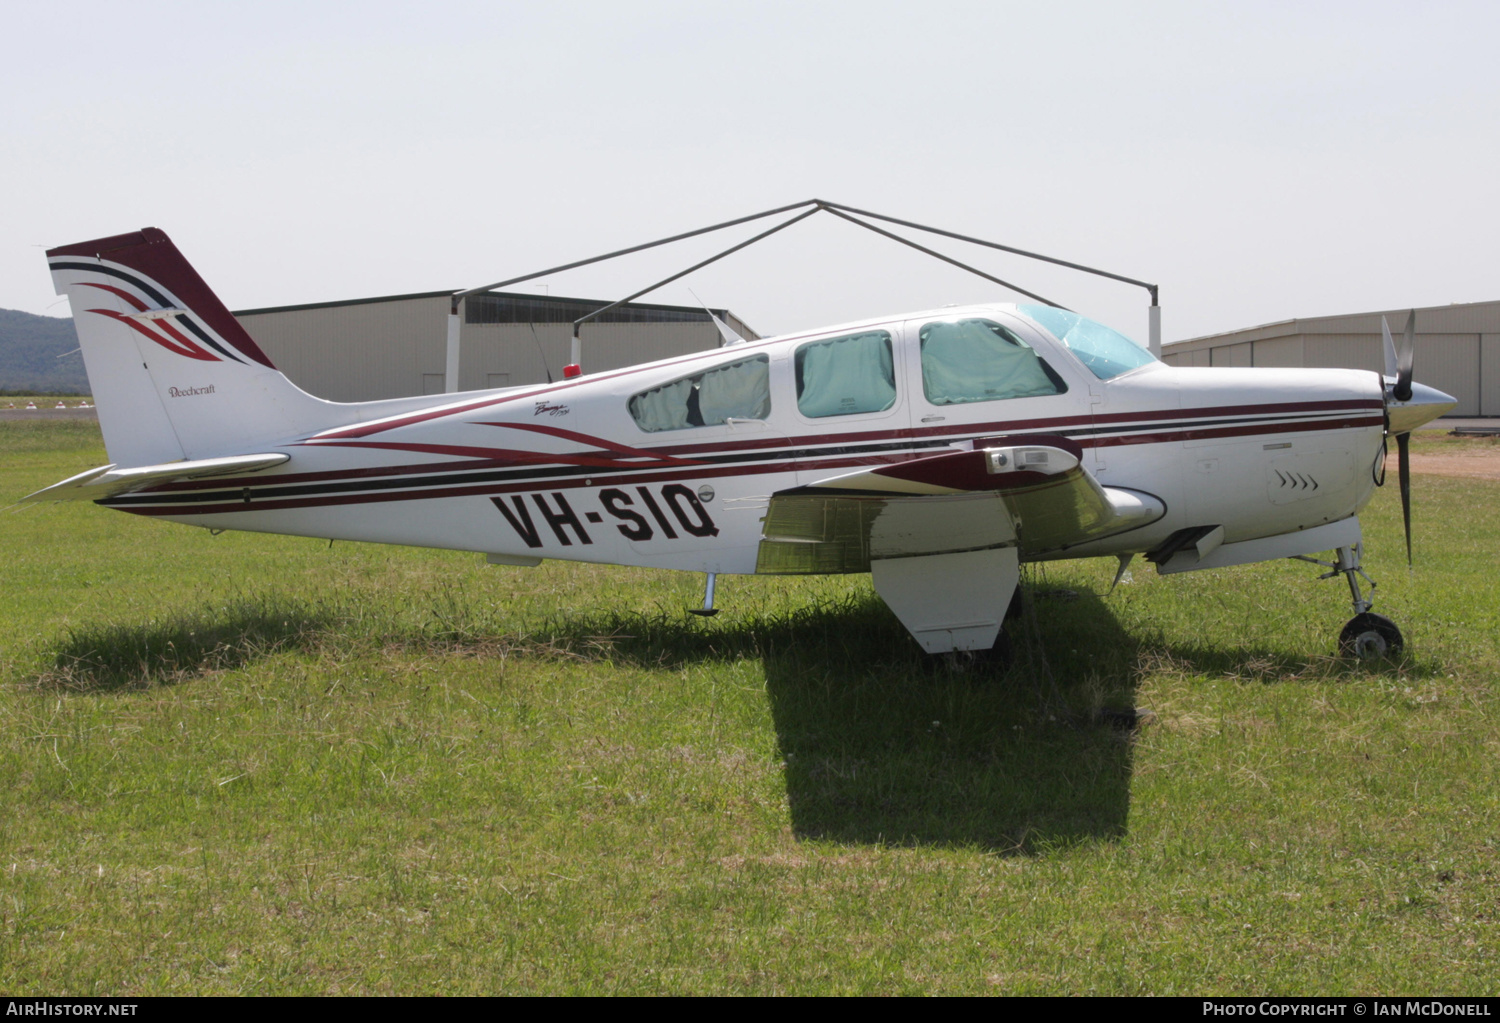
[1394,309,1415,403]
[1396,430,1412,565]
[1381,310,1418,565]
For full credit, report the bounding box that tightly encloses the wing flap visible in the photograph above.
[757,491,1015,574]
[761,437,1164,571]
[20,453,289,504]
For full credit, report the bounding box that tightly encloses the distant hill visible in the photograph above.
[0,308,89,393]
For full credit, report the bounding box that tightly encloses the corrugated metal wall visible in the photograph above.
[238,296,451,402]
[1304,335,1381,372]
[1210,342,1253,367]
[1162,301,1500,417]
[237,296,731,402]
[1250,336,1303,368]
[456,321,725,391]
[1415,334,1481,416]
[1484,335,1500,415]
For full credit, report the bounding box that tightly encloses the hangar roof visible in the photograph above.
[233,289,755,337]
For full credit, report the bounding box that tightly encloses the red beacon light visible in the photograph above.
[562,364,582,379]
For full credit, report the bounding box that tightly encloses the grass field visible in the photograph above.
[1,417,1497,995]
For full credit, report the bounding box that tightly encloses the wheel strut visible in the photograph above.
[1292,543,1404,659]
[1293,542,1376,615]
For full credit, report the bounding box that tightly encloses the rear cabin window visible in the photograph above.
[628,354,771,432]
[919,318,1066,405]
[794,330,897,418]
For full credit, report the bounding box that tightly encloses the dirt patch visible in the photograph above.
[1390,449,1500,482]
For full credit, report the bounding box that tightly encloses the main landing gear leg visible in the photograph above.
[1293,542,1404,659]
[688,572,719,617]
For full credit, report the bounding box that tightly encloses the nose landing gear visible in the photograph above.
[1292,542,1405,659]
[1338,612,1404,659]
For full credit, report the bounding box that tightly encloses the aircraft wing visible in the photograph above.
[756,437,1162,573]
[19,453,289,505]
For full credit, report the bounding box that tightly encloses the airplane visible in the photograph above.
[27,227,1456,662]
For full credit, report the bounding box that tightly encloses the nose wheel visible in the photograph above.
[1293,542,1405,660]
[1338,612,1404,659]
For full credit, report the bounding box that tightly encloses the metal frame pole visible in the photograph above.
[1148,296,1162,358]
[571,206,823,348]
[818,200,1157,293]
[818,206,1070,309]
[444,299,462,393]
[446,199,1162,383]
[449,199,820,314]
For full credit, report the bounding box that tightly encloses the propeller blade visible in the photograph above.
[1381,316,1399,379]
[1397,429,1413,566]
[1394,309,1415,402]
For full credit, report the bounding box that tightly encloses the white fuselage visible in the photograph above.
[104,303,1387,575]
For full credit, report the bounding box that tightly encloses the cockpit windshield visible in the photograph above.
[1018,304,1157,381]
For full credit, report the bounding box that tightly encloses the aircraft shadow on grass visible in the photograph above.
[561,583,1414,854]
[36,582,1405,851]
[760,589,1141,854]
[39,595,334,693]
[563,586,1152,855]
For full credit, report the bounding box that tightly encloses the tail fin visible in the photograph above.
[47,229,334,466]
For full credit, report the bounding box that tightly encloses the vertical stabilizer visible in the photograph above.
[47,229,335,466]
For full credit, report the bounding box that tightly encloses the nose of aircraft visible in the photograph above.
[1387,380,1458,435]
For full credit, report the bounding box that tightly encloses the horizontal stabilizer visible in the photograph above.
[21,453,289,504]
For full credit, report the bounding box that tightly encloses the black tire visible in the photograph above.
[1338,612,1404,660]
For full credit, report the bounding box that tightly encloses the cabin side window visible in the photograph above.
[919,318,1066,405]
[628,354,771,432]
[794,330,897,418]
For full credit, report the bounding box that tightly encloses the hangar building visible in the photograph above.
[1162,299,1500,417]
[233,290,758,403]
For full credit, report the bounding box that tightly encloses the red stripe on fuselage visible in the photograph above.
[304,349,1382,446]
[317,398,1381,469]
[128,402,1383,496]
[110,413,1383,517]
[309,439,704,470]
[114,458,804,517]
[473,420,701,464]
[1091,413,1383,448]
[643,399,1381,458]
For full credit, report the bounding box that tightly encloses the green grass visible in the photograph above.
[0,392,92,400]
[0,422,1496,994]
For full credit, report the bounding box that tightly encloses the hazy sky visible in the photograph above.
[4,0,1497,344]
